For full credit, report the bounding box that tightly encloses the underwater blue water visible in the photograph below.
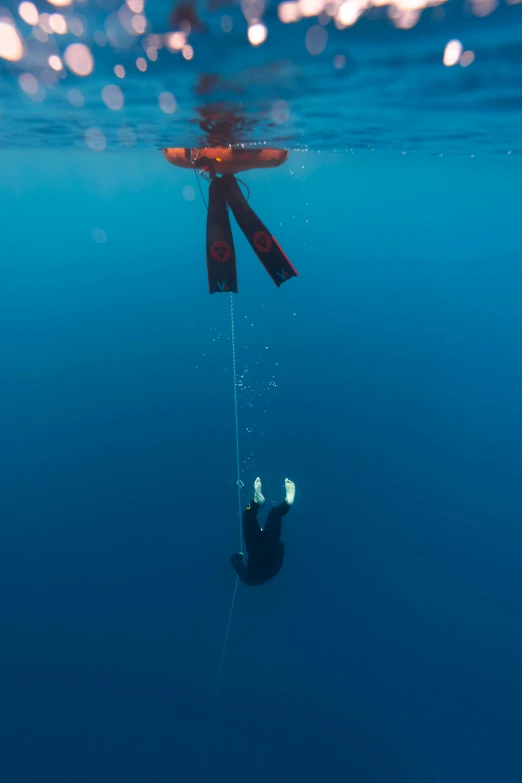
[1,149,522,782]
[1,2,522,782]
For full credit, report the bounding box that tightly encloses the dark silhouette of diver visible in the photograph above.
[231,477,296,586]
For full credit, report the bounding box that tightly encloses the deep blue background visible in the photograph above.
[1,150,521,782]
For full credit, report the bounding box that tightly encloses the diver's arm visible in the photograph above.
[230,553,250,584]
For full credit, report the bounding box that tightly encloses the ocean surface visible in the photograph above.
[1,2,522,782]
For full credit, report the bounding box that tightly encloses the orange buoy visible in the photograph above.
[162,147,288,175]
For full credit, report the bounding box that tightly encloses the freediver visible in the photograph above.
[230,477,296,586]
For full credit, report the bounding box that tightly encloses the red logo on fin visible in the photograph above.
[253,231,271,254]
[210,241,231,263]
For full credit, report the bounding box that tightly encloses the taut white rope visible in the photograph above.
[209,292,243,728]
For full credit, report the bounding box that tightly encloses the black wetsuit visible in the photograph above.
[231,500,290,586]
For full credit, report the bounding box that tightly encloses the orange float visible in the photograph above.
[162,147,289,175]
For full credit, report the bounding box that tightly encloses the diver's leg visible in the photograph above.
[242,478,266,553]
[284,478,295,505]
[254,476,265,505]
[263,503,290,544]
[263,480,295,544]
[242,501,263,555]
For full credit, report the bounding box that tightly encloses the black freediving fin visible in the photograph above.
[206,177,238,294]
[222,174,298,288]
